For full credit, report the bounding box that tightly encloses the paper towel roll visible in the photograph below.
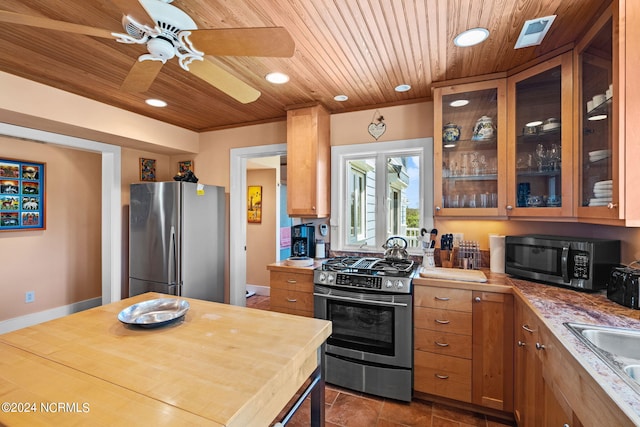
[489,234,506,274]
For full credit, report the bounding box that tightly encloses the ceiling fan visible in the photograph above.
[0,0,295,103]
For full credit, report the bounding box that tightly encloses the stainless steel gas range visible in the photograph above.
[313,256,416,402]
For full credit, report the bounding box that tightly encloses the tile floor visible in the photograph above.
[246,294,515,427]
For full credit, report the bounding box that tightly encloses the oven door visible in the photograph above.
[313,285,412,368]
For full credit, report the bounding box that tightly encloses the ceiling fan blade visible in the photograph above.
[0,10,113,38]
[188,59,261,104]
[109,0,157,31]
[121,59,164,93]
[187,27,295,57]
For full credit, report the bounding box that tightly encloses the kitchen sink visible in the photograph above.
[565,322,640,395]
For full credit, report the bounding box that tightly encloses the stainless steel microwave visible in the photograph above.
[505,235,620,291]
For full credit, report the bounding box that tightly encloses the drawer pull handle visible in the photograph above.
[287,279,297,284]
[434,296,450,301]
[536,342,546,351]
[435,319,450,324]
[435,374,449,380]
[286,298,297,303]
[522,324,535,333]
[434,341,449,347]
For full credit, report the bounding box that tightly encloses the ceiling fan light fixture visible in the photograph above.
[334,94,349,102]
[145,98,168,107]
[454,28,490,47]
[265,72,289,84]
[395,84,411,92]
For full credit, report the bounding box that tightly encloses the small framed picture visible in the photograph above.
[247,185,262,224]
[0,158,46,231]
[178,160,194,175]
[140,158,156,182]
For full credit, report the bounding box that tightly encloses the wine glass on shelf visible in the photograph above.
[548,144,560,171]
[534,143,547,172]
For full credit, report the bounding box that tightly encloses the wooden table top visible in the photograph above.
[0,293,332,426]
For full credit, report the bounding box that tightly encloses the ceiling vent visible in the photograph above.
[514,15,557,49]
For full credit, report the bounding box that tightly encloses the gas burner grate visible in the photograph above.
[321,256,415,276]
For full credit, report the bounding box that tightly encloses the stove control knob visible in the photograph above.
[396,280,404,290]
[327,273,335,283]
[385,280,394,289]
[319,272,327,282]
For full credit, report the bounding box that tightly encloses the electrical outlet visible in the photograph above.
[25,291,35,303]
[452,233,464,247]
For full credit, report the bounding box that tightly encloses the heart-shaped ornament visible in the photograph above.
[368,121,386,140]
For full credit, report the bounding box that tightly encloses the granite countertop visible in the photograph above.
[416,269,640,425]
[509,278,640,425]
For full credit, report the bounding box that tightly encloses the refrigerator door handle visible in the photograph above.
[169,225,178,295]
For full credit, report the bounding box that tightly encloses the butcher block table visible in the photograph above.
[0,292,332,426]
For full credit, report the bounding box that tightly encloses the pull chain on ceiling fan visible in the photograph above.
[0,0,295,103]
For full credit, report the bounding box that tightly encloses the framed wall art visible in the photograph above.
[0,158,46,231]
[247,185,262,224]
[140,158,156,182]
[178,160,194,175]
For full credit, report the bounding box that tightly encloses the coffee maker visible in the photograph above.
[291,224,315,258]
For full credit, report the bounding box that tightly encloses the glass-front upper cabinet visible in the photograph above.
[506,52,573,218]
[433,79,507,217]
[576,15,616,220]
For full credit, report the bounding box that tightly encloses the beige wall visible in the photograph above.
[246,169,277,287]
[0,136,102,321]
[2,70,640,323]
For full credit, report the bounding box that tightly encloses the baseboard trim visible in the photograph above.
[0,297,102,334]
[246,284,270,296]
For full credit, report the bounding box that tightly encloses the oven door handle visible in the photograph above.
[313,293,408,307]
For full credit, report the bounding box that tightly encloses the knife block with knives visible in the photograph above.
[440,233,454,268]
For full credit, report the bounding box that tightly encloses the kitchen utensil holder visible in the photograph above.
[458,241,481,270]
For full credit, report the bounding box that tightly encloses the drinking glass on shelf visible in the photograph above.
[534,143,547,172]
[548,144,561,171]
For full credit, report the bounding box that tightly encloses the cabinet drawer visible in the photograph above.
[414,351,472,402]
[414,329,472,359]
[270,288,313,314]
[414,286,472,311]
[270,271,314,293]
[414,307,472,335]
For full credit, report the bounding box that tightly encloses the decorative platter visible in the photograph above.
[118,298,190,328]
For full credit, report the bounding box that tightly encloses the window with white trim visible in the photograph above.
[331,138,434,254]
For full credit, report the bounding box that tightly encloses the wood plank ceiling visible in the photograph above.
[0,0,609,132]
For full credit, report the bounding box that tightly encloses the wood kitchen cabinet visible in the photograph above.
[414,284,513,414]
[506,52,574,218]
[269,270,314,317]
[575,2,640,226]
[514,296,584,427]
[471,291,513,413]
[286,104,330,218]
[433,80,508,217]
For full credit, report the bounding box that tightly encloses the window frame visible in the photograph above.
[330,138,434,254]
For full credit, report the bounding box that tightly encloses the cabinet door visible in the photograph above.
[433,79,507,217]
[507,52,573,218]
[575,10,618,222]
[514,298,541,427]
[471,291,513,412]
[286,105,330,218]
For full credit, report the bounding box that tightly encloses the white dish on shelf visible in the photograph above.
[589,149,611,158]
[594,190,613,198]
[589,155,610,163]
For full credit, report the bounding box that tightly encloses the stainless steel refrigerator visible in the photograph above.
[129,181,225,302]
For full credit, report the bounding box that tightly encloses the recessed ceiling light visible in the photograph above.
[526,120,543,127]
[334,94,349,101]
[265,72,289,84]
[145,99,167,107]
[395,84,411,92]
[454,28,490,47]
[588,114,608,121]
[449,99,469,107]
